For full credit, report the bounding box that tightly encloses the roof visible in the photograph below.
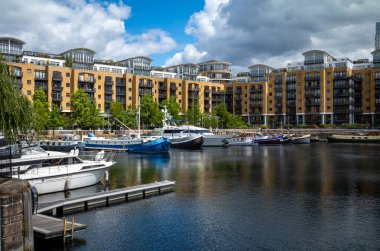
[248,64,274,70]
[302,50,334,58]
[0,36,26,45]
[198,60,232,66]
[60,48,96,55]
[118,56,153,62]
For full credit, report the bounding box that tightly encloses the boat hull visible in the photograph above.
[203,135,231,147]
[128,138,171,153]
[170,135,204,149]
[257,138,293,145]
[292,134,311,144]
[20,164,111,194]
[39,142,85,152]
[327,135,380,143]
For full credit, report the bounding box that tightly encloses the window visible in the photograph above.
[327,81,330,85]
[66,103,71,107]
[98,104,101,109]
[269,100,272,104]
[298,91,302,95]
[128,96,132,100]
[98,85,101,90]
[327,98,330,101]
[98,76,101,80]
[269,92,272,96]
[366,106,370,110]
[66,83,70,87]
[128,88,132,91]
[366,98,370,102]
[27,80,31,85]
[326,89,331,93]
[298,82,302,86]
[298,107,302,110]
[98,95,101,99]
[269,84,272,88]
[27,90,31,95]
[66,73,70,77]
[269,108,272,111]
[66,93,70,97]
[327,106,331,109]
[327,72,331,76]
[179,92,181,95]
[27,69,31,74]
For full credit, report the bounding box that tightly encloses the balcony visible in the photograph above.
[305,76,320,81]
[52,73,62,81]
[235,95,242,101]
[333,75,350,80]
[333,109,350,114]
[170,86,177,90]
[333,100,354,106]
[78,76,95,83]
[52,93,62,102]
[188,87,199,92]
[375,84,380,89]
[204,97,210,101]
[234,89,242,94]
[139,83,153,88]
[275,95,283,100]
[275,86,283,92]
[105,80,113,86]
[250,103,263,108]
[159,85,167,90]
[250,87,262,93]
[204,89,210,93]
[105,89,113,94]
[35,84,48,92]
[14,71,22,78]
[116,80,126,87]
[305,92,313,98]
[35,75,47,81]
[333,92,351,97]
[304,59,324,65]
[52,85,62,91]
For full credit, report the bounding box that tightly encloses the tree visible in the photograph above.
[162,96,181,120]
[110,101,126,127]
[125,106,137,129]
[226,114,248,129]
[32,88,50,135]
[186,101,202,125]
[0,61,33,143]
[48,104,67,134]
[201,113,218,129]
[64,55,73,67]
[71,89,104,129]
[140,95,163,128]
[213,103,231,128]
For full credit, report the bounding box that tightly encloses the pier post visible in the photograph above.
[125,193,129,202]
[84,201,88,211]
[158,187,161,195]
[106,197,109,207]
[0,178,34,251]
[143,190,146,199]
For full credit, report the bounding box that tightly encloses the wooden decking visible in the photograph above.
[37,180,176,215]
[33,214,86,239]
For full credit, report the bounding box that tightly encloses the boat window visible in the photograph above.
[72,157,83,164]
[58,142,61,146]
[59,158,69,165]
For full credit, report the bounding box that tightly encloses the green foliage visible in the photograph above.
[71,89,104,129]
[186,101,202,125]
[260,124,268,129]
[162,97,181,120]
[109,101,137,129]
[32,88,50,134]
[140,95,163,128]
[201,114,218,129]
[226,114,248,129]
[64,55,73,67]
[48,104,67,133]
[0,62,33,143]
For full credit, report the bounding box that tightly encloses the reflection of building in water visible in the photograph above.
[261,147,276,197]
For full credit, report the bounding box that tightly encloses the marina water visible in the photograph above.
[38,143,380,250]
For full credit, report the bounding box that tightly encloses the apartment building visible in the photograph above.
[2,22,380,126]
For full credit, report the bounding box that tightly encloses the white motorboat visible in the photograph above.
[158,107,231,147]
[228,135,255,146]
[292,134,311,144]
[12,149,115,194]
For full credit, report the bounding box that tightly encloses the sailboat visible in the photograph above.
[84,98,171,153]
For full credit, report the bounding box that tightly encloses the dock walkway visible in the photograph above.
[33,214,86,239]
[37,180,175,215]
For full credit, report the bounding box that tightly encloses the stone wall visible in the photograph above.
[0,178,33,251]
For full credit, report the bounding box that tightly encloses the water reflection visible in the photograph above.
[64,143,380,250]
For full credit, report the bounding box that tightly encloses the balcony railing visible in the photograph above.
[52,93,62,102]
[78,76,95,83]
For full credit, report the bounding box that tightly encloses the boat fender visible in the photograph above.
[64,178,71,190]
[69,149,74,156]
[74,149,79,156]
[104,171,109,182]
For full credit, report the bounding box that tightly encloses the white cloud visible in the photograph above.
[167,0,380,73]
[0,0,176,60]
[164,44,207,66]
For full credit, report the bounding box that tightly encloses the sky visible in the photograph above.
[1,0,380,74]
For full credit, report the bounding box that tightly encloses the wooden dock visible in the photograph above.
[37,180,176,215]
[33,214,86,239]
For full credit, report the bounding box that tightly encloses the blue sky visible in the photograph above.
[123,0,204,66]
[1,0,380,73]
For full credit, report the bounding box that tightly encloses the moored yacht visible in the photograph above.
[38,134,85,152]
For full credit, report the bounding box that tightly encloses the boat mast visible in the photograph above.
[138,96,141,138]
